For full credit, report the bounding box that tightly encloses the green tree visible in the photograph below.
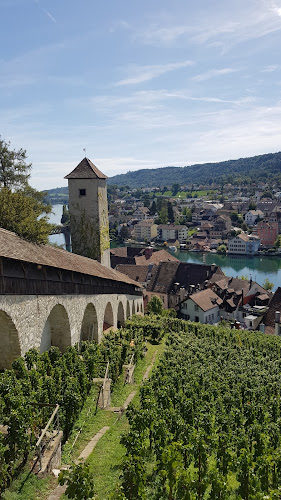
[150,200,157,215]
[58,463,95,499]
[263,278,274,291]
[0,137,32,189]
[167,201,174,223]
[147,296,164,315]
[0,188,53,243]
[119,225,129,241]
[248,201,257,210]
[217,244,227,254]
[172,183,180,196]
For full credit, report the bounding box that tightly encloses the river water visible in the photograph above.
[48,204,66,247]
[172,250,281,291]
[49,205,281,291]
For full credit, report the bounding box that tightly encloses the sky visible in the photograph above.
[1,0,281,190]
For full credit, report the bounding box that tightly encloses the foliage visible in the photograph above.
[0,137,31,190]
[274,235,281,249]
[248,201,257,210]
[147,296,164,315]
[58,463,95,499]
[263,278,274,291]
[0,138,54,243]
[167,201,174,223]
[119,317,281,499]
[217,244,227,254]
[0,188,54,243]
[0,322,145,494]
[119,225,129,241]
[108,151,281,188]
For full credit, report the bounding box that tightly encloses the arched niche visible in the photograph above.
[0,311,21,370]
[103,302,114,332]
[136,303,140,313]
[126,301,130,319]
[117,302,125,328]
[81,303,98,343]
[140,301,144,313]
[132,301,136,316]
[40,304,71,353]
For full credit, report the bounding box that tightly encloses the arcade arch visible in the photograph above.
[0,311,21,370]
[103,302,114,332]
[40,304,71,353]
[80,303,98,342]
[117,301,125,327]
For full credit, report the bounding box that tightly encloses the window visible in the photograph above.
[79,189,86,196]
[194,304,199,311]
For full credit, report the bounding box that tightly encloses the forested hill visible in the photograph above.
[108,151,281,187]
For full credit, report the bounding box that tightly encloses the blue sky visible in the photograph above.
[1,0,281,190]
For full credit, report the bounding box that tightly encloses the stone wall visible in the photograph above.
[0,293,143,369]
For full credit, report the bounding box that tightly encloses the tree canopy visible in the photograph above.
[0,138,54,243]
[0,137,31,189]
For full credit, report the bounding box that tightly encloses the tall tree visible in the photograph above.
[0,138,53,243]
[0,188,54,243]
[150,200,157,215]
[0,137,31,189]
[167,201,175,223]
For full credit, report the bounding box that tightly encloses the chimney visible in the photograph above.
[180,287,186,302]
[145,247,153,260]
[211,264,216,272]
[275,311,281,336]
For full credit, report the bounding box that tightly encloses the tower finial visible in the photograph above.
[83,147,86,157]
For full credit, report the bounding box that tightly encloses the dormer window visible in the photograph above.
[79,189,86,196]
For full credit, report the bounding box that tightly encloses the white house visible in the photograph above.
[244,210,264,226]
[180,288,222,324]
[157,224,187,243]
[228,233,260,255]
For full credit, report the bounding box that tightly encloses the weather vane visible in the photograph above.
[83,147,86,157]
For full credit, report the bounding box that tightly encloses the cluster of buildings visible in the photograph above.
[110,243,281,334]
[109,186,281,255]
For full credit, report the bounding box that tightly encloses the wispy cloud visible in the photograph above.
[131,2,281,51]
[261,64,279,72]
[134,25,191,46]
[34,0,56,23]
[43,9,56,24]
[193,68,238,82]
[115,60,193,86]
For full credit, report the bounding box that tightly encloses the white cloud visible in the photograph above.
[192,68,238,82]
[115,60,193,86]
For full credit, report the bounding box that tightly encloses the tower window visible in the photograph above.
[79,189,86,196]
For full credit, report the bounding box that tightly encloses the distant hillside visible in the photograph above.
[108,151,281,187]
[44,186,68,204]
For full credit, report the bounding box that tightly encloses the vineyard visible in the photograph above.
[119,319,281,499]
[0,324,145,493]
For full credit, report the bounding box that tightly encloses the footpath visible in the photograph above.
[47,349,158,500]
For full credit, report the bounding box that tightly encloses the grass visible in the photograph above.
[61,339,165,499]
[2,471,56,500]
[3,338,165,500]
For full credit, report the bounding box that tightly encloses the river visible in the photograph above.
[49,205,281,291]
[48,204,66,248]
[172,250,281,291]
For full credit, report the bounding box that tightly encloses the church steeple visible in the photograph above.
[65,158,110,268]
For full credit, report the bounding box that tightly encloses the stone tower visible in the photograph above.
[65,158,110,268]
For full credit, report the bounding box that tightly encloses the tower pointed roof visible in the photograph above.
[65,157,108,179]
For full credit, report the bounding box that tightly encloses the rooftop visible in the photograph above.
[189,288,221,312]
[65,157,107,180]
[0,228,137,286]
